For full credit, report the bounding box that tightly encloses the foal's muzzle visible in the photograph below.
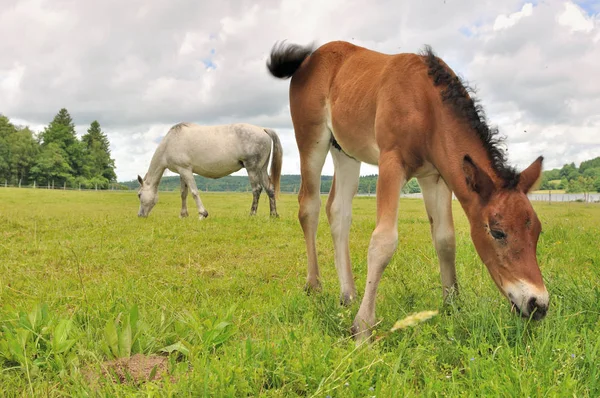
[506,281,549,320]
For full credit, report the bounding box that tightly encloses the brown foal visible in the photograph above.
[267,40,549,340]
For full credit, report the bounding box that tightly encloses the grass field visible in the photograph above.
[0,188,599,397]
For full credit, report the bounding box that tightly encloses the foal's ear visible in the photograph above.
[463,155,494,202]
[137,175,144,186]
[518,156,544,194]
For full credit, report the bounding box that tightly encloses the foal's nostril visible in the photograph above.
[527,297,537,313]
[527,297,548,320]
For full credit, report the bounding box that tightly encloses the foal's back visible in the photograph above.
[289,41,441,167]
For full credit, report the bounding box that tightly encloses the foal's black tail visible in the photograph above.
[266,41,315,79]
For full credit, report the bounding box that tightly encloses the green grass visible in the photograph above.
[0,188,599,397]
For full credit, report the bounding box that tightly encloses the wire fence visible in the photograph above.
[2,183,599,203]
[0,182,127,192]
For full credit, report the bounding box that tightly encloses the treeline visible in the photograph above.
[122,155,600,195]
[0,109,117,189]
[121,174,422,194]
[540,157,600,193]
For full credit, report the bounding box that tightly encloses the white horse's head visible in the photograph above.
[137,175,158,217]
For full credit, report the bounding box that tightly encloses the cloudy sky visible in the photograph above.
[1,0,599,181]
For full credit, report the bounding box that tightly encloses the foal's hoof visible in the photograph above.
[180,212,189,218]
[340,291,356,307]
[351,318,375,344]
[303,280,322,295]
[198,211,209,220]
[270,213,279,218]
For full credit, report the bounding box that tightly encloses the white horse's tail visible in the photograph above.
[264,128,282,199]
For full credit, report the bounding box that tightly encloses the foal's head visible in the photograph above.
[462,155,548,319]
[137,175,158,217]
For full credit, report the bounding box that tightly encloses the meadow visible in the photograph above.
[0,188,598,397]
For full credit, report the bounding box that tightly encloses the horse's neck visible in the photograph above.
[431,118,501,207]
[144,149,167,189]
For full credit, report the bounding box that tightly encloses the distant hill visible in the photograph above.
[121,155,600,195]
[121,174,422,194]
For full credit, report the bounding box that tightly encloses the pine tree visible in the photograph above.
[81,120,117,187]
[40,108,77,150]
[38,108,85,185]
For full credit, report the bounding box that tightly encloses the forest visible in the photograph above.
[539,158,600,193]
[0,109,117,189]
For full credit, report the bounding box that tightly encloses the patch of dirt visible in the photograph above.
[84,354,170,386]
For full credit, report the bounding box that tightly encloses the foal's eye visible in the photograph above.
[490,229,506,240]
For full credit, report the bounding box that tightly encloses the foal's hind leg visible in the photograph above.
[297,127,331,292]
[178,169,209,219]
[326,148,360,305]
[180,177,189,218]
[418,175,457,300]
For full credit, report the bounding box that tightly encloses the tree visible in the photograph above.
[0,115,15,182]
[402,178,421,194]
[0,116,40,185]
[581,168,600,194]
[8,127,39,185]
[579,157,600,174]
[30,142,72,187]
[559,163,579,181]
[39,109,85,186]
[81,120,117,187]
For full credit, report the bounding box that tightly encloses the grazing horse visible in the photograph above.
[267,40,548,340]
[137,122,282,219]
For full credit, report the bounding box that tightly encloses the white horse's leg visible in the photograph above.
[418,175,457,299]
[352,152,406,342]
[257,165,278,217]
[180,177,189,218]
[178,169,208,219]
[246,169,263,216]
[326,148,360,305]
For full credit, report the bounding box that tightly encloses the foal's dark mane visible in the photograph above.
[422,45,519,188]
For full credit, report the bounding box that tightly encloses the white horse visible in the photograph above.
[137,122,282,219]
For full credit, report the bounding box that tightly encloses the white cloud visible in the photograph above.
[0,63,25,103]
[1,0,599,181]
[494,3,533,31]
[558,2,595,33]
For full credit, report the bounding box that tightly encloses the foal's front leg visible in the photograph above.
[418,175,457,300]
[352,153,406,342]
